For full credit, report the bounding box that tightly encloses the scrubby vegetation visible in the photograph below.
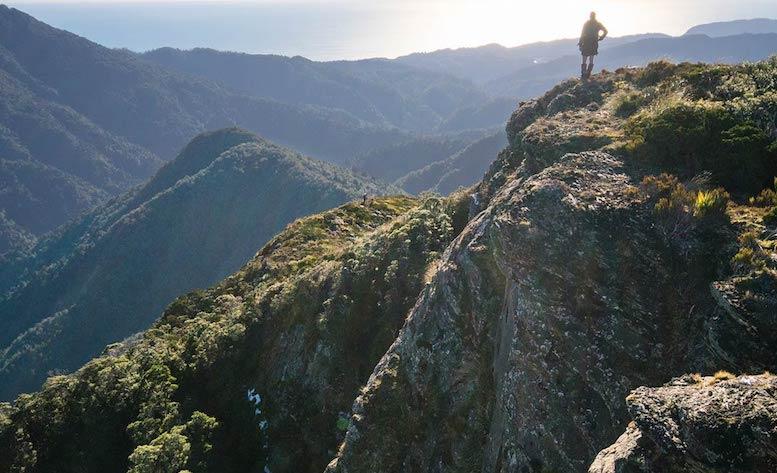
[0,192,467,473]
[624,60,777,195]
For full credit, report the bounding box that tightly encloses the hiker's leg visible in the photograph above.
[587,57,595,77]
[581,56,588,79]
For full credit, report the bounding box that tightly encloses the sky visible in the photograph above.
[7,0,777,60]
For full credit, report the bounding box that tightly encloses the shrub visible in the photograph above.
[641,174,731,252]
[626,101,777,194]
[731,230,768,273]
[635,60,679,87]
[713,370,736,381]
[750,178,777,207]
[612,90,646,118]
[681,65,728,100]
[764,206,777,226]
[693,189,730,220]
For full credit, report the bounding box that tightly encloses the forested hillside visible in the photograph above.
[141,48,490,133]
[0,128,391,400]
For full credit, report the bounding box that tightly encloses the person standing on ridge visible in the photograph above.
[578,12,608,80]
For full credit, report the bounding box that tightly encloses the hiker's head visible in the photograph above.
[590,12,596,20]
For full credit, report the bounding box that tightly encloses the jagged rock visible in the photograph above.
[327,62,777,473]
[589,373,777,473]
[326,150,703,473]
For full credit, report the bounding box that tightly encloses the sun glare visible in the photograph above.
[392,0,773,52]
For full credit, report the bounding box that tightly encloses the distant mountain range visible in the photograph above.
[486,33,777,98]
[393,34,670,84]
[685,18,777,36]
[140,48,489,134]
[0,128,391,399]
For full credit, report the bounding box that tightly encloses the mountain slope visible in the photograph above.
[0,6,409,163]
[349,134,472,183]
[2,61,777,473]
[0,6,419,240]
[0,50,162,238]
[396,130,508,194]
[0,128,392,400]
[0,192,467,472]
[141,48,488,133]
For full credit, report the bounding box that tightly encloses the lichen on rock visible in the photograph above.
[589,373,777,473]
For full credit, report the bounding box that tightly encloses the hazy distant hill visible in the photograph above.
[0,6,412,162]
[350,135,472,183]
[0,6,414,243]
[0,43,162,239]
[686,18,777,36]
[396,130,507,194]
[488,33,777,98]
[0,128,392,400]
[437,97,518,132]
[394,34,668,84]
[141,48,489,133]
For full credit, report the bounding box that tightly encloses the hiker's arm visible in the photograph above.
[599,25,608,40]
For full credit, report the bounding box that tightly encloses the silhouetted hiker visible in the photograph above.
[578,12,608,80]
[362,193,369,205]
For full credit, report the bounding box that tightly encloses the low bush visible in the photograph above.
[764,206,777,226]
[626,101,777,195]
[693,189,730,220]
[641,174,730,252]
[750,179,777,207]
[612,90,646,118]
[731,230,769,273]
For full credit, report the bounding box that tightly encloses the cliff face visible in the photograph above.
[590,373,777,473]
[327,62,777,472]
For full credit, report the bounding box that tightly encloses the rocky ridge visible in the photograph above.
[327,61,777,472]
[1,61,776,473]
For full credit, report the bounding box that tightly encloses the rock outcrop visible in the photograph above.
[589,373,777,473]
[327,62,777,472]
